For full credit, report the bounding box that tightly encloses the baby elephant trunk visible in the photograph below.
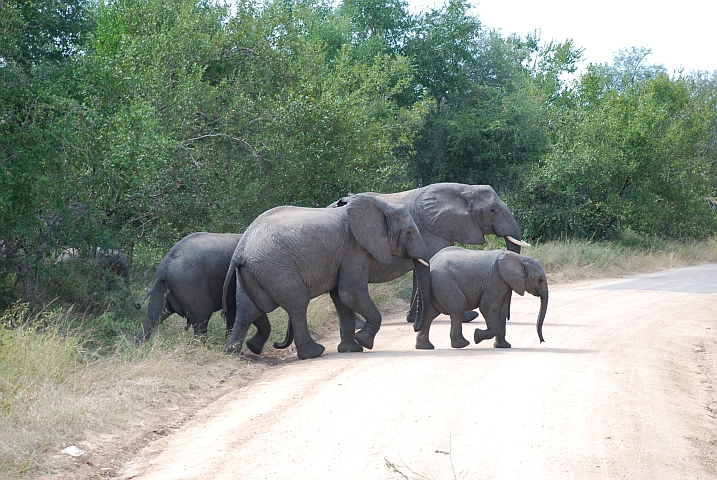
[536,292,548,342]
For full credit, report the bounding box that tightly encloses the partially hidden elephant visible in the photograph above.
[222,193,430,360]
[415,247,547,350]
[330,183,529,324]
[135,232,271,352]
[56,247,130,287]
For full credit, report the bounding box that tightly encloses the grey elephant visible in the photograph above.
[135,232,271,353]
[56,247,130,287]
[222,193,430,360]
[330,183,529,324]
[415,247,547,350]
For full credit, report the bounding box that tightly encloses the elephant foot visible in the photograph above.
[451,336,470,349]
[354,315,366,330]
[245,335,267,355]
[355,328,376,350]
[415,336,434,350]
[296,341,325,360]
[474,328,494,345]
[462,311,480,323]
[337,340,364,353]
[224,342,244,356]
[493,338,512,349]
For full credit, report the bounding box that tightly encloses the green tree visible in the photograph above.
[0,0,93,305]
[517,50,717,240]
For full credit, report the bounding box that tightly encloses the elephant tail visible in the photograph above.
[273,320,294,349]
[222,256,237,317]
[134,283,156,309]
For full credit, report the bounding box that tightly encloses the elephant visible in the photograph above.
[56,247,130,287]
[222,193,431,360]
[135,232,271,353]
[415,247,547,350]
[330,183,529,324]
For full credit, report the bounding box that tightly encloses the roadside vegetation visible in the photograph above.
[2,0,716,477]
[2,236,717,478]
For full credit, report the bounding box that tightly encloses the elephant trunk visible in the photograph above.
[411,259,432,332]
[536,292,548,342]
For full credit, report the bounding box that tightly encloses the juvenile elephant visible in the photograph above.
[331,183,529,323]
[415,247,547,350]
[223,193,430,360]
[56,247,130,287]
[136,232,271,352]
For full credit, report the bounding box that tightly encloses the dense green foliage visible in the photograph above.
[518,48,717,240]
[1,0,716,313]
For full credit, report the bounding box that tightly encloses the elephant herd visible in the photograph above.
[135,183,549,360]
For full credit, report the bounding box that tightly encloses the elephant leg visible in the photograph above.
[449,312,470,348]
[191,316,210,338]
[493,299,511,349]
[286,306,325,360]
[246,313,271,354]
[339,282,381,350]
[331,288,363,353]
[137,290,173,342]
[415,304,441,350]
[474,308,499,345]
[226,287,263,355]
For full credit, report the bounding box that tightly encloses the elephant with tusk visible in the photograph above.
[223,193,431,360]
[329,183,528,325]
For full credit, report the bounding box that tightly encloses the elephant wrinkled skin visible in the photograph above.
[415,247,548,350]
[223,193,430,360]
[136,232,271,352]
[330,183,527,323]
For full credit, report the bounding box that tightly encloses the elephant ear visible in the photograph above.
[346,193,393,264]
[416,183,485,244]
[498,251,526,296]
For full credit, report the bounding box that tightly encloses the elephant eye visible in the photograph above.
[538,278,544,284]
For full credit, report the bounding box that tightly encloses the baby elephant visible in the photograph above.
[415,247,548,350]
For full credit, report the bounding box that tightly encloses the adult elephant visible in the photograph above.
[415,247,548,350]
[222,193,430,360]
[330,183,529,324]
[135,232,271,353]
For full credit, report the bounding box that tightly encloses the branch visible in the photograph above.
[183,133,264,161]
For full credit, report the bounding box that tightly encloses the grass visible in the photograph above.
[1,235,716,478]
[530,234,717,284]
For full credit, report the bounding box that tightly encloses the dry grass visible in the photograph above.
[1,236,716,478]
[531,236,717,284]
[0,306,239,478]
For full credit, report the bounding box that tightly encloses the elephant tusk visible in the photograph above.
[418,258,429,267]
[506,235,531,247]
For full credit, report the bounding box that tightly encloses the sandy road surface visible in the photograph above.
[119,265,717,480]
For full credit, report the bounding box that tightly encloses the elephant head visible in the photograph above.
[346,194,432,328]
[497,251,548,342]
[346,194,429,265]
[416,183,528,253]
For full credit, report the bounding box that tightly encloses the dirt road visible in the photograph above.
[118,265,717,480]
